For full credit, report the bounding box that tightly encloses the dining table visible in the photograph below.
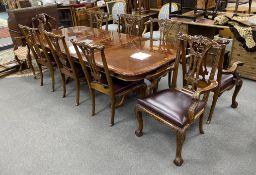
[51,26,177,91]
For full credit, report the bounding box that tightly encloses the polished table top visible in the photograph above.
[53,26,177,81]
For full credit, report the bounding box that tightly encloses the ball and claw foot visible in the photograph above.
[174,157,183,166]
[135,130,143,137]
[206,120,211,125]
[231,101,238,108]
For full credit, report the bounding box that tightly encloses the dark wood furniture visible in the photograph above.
[169,0,218,20]
[233,0,253,14]
[19,25,56,91]
[50,26,177,82]
[134,33,221,166]
[44,31,85,106]
[118,14,142,36]
[87,9,109,30]
[206,39,244,124]
[7,5,59,76]
[32,13,60,32]
[71,40,146,126]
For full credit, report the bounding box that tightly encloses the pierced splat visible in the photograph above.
[172,33,222,94]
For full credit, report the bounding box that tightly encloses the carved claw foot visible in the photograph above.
[135,130,143,137]
[174,157,183,166]
[231,101,238,108]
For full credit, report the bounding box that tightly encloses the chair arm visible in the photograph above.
[222,61,244,74]
[188,80,218,121]
[192,80,218,100]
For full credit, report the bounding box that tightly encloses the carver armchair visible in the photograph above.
[134,33,222,166]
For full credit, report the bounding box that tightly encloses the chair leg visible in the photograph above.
[75,79,80,106]
[231,79,243,108]
[90,89,96,116]
[49,67,55,92]
[174,131,186,166]
[168,71,172,88]
[135,109,143,137]
[110,96,116,126]
[61,73,66,98]
[199,113,205,134]
[27,53,36,79]
[38,65,43,86]
[207,90,220,124]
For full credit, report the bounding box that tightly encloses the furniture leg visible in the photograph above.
[75,78,80,106]
[90,89,96,116]
[199,113,205,134]
[38,64,43,86]
[174,131,185,166]
[27,49,36,79]
[110,96,116,126]
[135,107,143,137]
[231,78,243,108]
[207,88,220,124]
[49,67,55,92]
[61,73,66,98]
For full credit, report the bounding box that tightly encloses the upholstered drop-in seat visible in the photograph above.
[138,89,205,128]
[220,73,235,89]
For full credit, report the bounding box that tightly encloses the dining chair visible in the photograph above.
[205,39,244,124]
[18,25,56,91]
[142,3,179,40]
[134,33,222,166]
[102,1,126,32]
[118,13,142,36]
[32,13,59,33]
[87,10,109,30]
[43,31,85,106]
[142,18,181,42]
[71,40,146,126]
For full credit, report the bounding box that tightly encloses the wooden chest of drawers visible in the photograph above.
[231,38,256,80]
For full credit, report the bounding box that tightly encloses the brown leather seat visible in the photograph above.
[138,89,205,128]
[220,73,235,90]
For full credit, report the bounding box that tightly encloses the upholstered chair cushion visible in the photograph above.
[138,89,205,128]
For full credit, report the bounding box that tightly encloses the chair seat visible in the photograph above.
[220,73,235,90]
[142,31,160,40]
[99,77,144,94]
[205,66,235,90]
[14,46,28,60]
[102,24,121,32]
[138,89,205,128]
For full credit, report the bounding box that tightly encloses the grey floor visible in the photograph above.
[0,71,255,175]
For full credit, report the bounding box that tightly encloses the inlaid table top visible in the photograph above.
[52,26,177,81]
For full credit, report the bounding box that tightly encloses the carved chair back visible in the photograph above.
[43,31,78,77]
[87,10,109,30]
[145,18,181,43]
[18,25,52,67]
[171,33,222,100]
[32,13,58,32]
[71,40,113,92]
[118,14,142,36]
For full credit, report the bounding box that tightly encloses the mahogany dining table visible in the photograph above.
[51,26,177,83]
